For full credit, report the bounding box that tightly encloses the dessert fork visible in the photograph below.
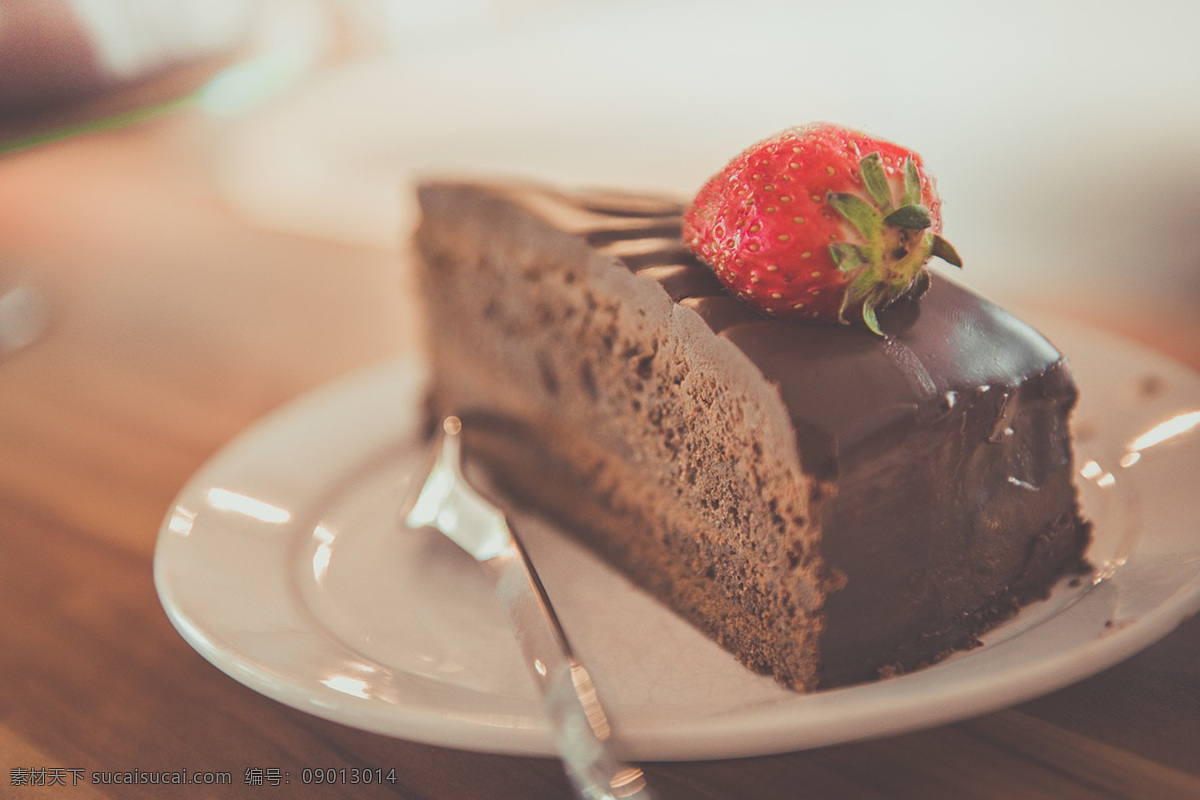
[402,416,655,800]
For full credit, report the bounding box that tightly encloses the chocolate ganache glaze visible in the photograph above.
[569,192,1088,684]
[416,182,1091,688]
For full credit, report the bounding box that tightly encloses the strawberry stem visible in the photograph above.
[826,152,961,336]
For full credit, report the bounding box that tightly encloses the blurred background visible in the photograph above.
[2,0,1199,360]
[226,0,1200,308]
[1,4,1198,789]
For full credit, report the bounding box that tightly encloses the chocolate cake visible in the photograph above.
[413,180,1091,691]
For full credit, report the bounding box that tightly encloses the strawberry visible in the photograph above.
[683,123,961,335]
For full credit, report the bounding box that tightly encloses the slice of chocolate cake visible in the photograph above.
[413,180,1090,691]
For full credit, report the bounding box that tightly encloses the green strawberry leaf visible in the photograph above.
[884,204,932,230]
[862,293,884,337]
[930,233,963,267]
[902,157,922,206]
[827,192,882,240]
[829,242,869,272]
[836,263,881,326]
[859,153,893,210]
[844,264,881,304]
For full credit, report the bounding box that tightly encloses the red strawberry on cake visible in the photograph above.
[684,123,962,333]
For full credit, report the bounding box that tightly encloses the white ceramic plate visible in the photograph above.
[154,317,1200,761]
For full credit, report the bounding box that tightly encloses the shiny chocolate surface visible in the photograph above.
[569,192,1087,684]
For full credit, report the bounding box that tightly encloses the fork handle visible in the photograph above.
[487,535,655,800]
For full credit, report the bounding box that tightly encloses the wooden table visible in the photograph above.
[2,104,1198,800]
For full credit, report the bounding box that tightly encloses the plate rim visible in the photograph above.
[154,318,1200,760]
